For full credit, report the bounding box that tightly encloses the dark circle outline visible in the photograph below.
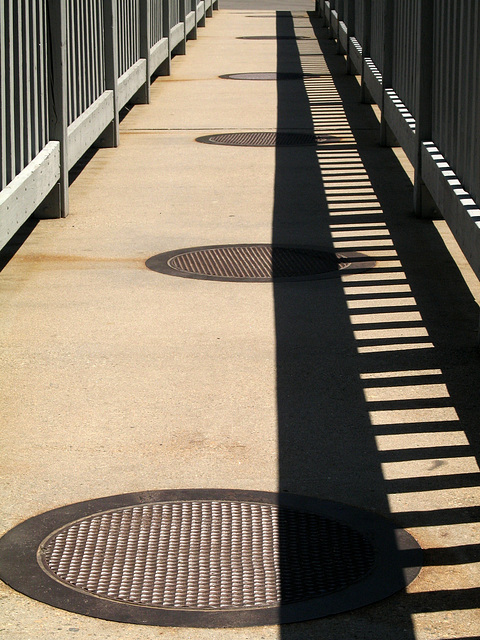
[38,499,376,610]
[237,35,314,40]
[195,131,337,147]
[219,72,330,80]
[0,489,422,628]
[145,244,376,282]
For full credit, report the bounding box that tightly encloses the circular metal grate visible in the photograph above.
[219,72,328,80]
[146,245,375,282]
[237,35,313,40]
[196,131,334,147]
[41,500,374,609]
[0,490,422,627]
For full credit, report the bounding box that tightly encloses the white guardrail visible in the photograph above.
[0,0,217,249]
[318,0,480,283]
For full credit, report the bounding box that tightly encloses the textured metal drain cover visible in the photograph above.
[220,72,327,80]
[0,489,422,627]
[238,35,313,40]
[146,244,375,282]
[196,131,335,147]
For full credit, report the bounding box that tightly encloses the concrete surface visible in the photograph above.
[1,3,480,639]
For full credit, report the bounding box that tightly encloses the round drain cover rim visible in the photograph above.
[145,244,376,282]
[219,72,329,80]
[195,131,337,147]
[237,35,314,40]
[0,489,422,628]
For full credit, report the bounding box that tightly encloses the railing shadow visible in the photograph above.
[272,10,480,638]
[0,218,39,273]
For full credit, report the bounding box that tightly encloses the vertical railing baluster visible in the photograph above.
[74,0,82,121]
[0,0,6,189]
[23,1,32,164]
[468,3,479,199]
[458,0,470,186]
[14,1,24,176]
[86,1,93,112]
[82,0,88,115]
[40,0,48,152]
[5,0,14,186]
[91,1,98,104]
[30,0,39,159]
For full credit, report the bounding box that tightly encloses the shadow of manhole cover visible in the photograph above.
[219,72,328,80]
[146,244,375,282]
[0,490,422,627]
[196,131,336,146]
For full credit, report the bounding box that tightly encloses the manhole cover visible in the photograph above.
[146,245,375,282]
[219,72,328,80]
[196,132,335,147]
[238,35,313,40]
[0,489,422,627]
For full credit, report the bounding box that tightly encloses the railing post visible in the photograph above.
[336,0,344,53]
[156,0,171,75]
[327,0,335,38]
[360,0,373,103]
[337,0,344,21]
[38,0,68,219]
[380,0,397,146]
[198,0,206,28]
[345,0,355,74]
[131,0,151,104]
[190,0,198,40]
[178,0,187,54]
[96,0,119,148]
[414,0,437,216]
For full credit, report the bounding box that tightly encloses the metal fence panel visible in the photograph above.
[392,0,418,117]
[354,0,364,46]
[370,0,385,72]
[170,0,181,27]
[1,0,49,190]
[150,0,164,44]
[117,0,140,77]
[67,0,106,125]
[432,0,480,202]
[336,0,345,21]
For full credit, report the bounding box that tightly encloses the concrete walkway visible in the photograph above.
[1,3,480,639]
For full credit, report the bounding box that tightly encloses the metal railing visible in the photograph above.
[1,0,49,191]
[117,0,140,77]
[150,0,165,45]
[67,0,106,125]
[432,0,479,205]
[318,0,480,283]
[391,0,418,117]
[369,0,384,73]
[0,0,218,251]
